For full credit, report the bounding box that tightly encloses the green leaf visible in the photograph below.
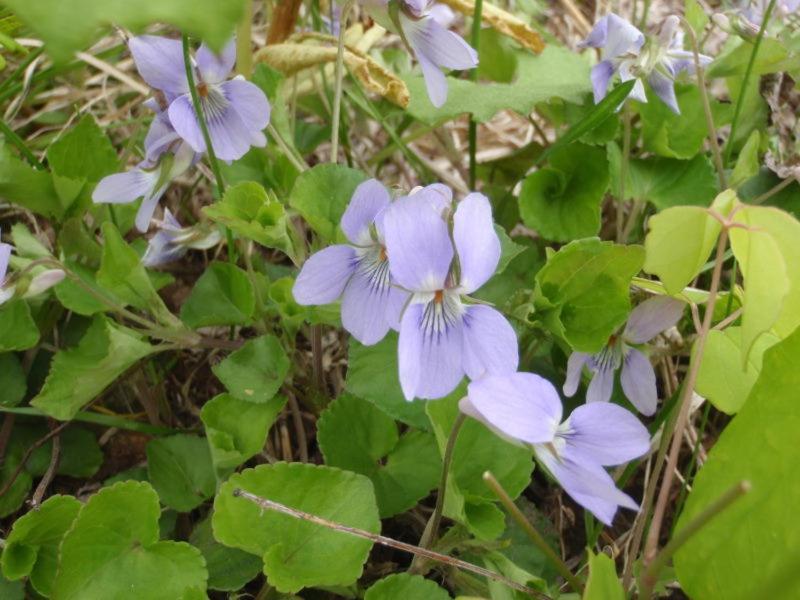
[364,573,451,600]
[0,299,40,352]
[0,353,26,406]
[146,434,216,512]
[31,316,154,420]
[1,495,81,596]
[201,392,287,470]
[189,517,261,592]
[607,144,718,209]
[696,327,778,414]
[3,0,246,62]
[212,463,380,593]
[534,239,645,353]
[52,481,207,599]
[0,459,31,518]
[674,329,800,599]
[47,115,117,184]
[54,263,109,316]
[211,335,289,404]
[519,143,609,242]
[26,426,103,478]
[318,394,441,517]
[287,163,367,242]
[11,223,51,259]
[345,333,430,430]
[0,143,62,219]
[97,223,176,325]
[180,261,256,328]
[584,551,624,600]
[730,130,760,188]
[427,394,533,540]
[0,571,24,600]
[203,182,299,262]
[709,37,796,79]
[405,46,590,124]
[495,225,525,275]
[643,207,721,295]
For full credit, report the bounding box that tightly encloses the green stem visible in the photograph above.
[671,402,711,532]
[467,0,484,190]
[723,0,777,166]
[330,1,354,163]
[484,471,583,594]
[752,176,794,204]
[639,481,750,598]
[237,0,254,78]
[0,406,182,435]
[0,118,43,168]
[616,107,632,242]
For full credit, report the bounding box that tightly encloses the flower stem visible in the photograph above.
[643,227,730,568]
[330,1,353,163]
[484,471,584,594]
[412,412,467,571]
[639,481,750,598]
[723,0,777,167]
[468,0,484,190]
[616,107,632,242]
[752,176,794,204]
[236,0,254,78]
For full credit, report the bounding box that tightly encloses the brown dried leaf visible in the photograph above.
[438,0,545,54]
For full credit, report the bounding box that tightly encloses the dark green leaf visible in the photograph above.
[180,261,256,328]
[211,335,289,404]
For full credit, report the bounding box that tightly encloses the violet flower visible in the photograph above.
[128,35,271,161]
[461,372,650,525]
[563,296,685,416]
[582,14,712,114]
[293,179,409,345]
[142,209,222,267]
[362,0,478,107]
[739,0,799,28]
[382,187,518,400]
[0,231,64,306]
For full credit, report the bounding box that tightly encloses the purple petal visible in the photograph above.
[461,304,518,380]
[144,111,181,162]
[563,351,590,397]
[135,183,169,232]
[619,61,648,103]
[537,452,638,526]
[167,94,205,153]
[398,301,464,400]
[128,36,189,96]
[561,402,650,466]
[624,296,685,344]
[648,70,680,114]
[341,179,391,245]
[429,4,456,28]
[383,193,453,292]
[466,372,562,445]
[409,183,453,216]
[667,49,711,75]
[92,169,157,205]
[417,51,449,108]
[341,267,406,346]
[293,245,356,305]
[143,232,186,267]
[586,363,615,404]
[26,269,66,297]
[581,14,644,59]
[453,193,500,293]
[196,39,236,85]
[0,240,12,284]
[222,78,271,146]
[591,61,615,104]
[168,92,251,161]
[620,348,658,416]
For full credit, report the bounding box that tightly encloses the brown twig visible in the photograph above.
[30,420,61,508]
[0,420,71,498]
[266,0,303,44]
[286,393,308,463]
[233,488,549,598]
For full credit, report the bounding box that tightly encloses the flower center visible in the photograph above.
[199,84,230,121]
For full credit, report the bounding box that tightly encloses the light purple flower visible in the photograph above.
[129,35,271,161]
[382,187,518,400]
[293,179,409,345]
[563,296,685,416]
[0,232,13,305]
[460,372,650,525]
[739,0,799,27]
[0,232,64,306]
[582,14,711,114]
[362,0,478,107]
[142,209,222,267]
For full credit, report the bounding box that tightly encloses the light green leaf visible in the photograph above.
[287,163,367,242]
[11,223,51,259]
[212,463,380,593]
[495,225,525,275]
[180,261,256,328]
[365,573,451,600]
[405,46,590,124]
[201,392,287,470]
[52,481,207,599]
[0,299,40,352]
[146,434,216,512]
[1,495,81,596]
[204,181,299,262]
[644,207,721,295]
[0,143,62,219]
[674,329,800,599]
[47,115,117,184]
[211,335,289,404]
[0,353,26,406]
[730,130,761,188]
[318,394,441,517]
[535,239,645,353]
[31,316,154,420]
[189,517,261,592]
[3,0,246,62]
[519,143,609,242]
[584,551,624,600]
[346,333,430,429]
[696,327,778,414]
[54,262,110,316]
